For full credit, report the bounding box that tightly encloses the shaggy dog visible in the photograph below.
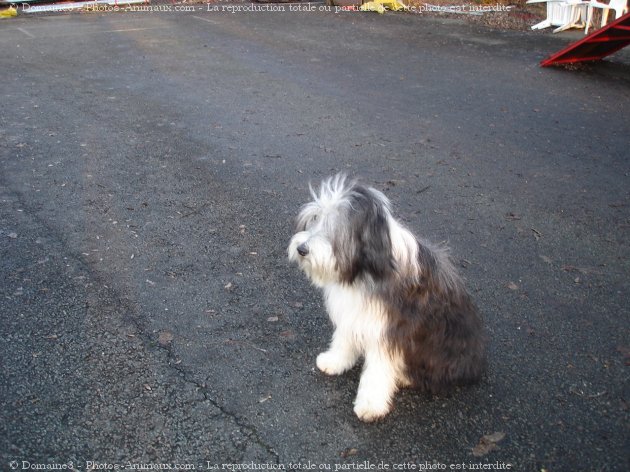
[288,175,486,422]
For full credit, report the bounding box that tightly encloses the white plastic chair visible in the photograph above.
[528,0,576,30]
[585,0,629,34]
[527,0,588,32]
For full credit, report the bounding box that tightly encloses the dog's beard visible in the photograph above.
[288,231,338,287]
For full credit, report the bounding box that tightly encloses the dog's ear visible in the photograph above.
[336,186,394,283]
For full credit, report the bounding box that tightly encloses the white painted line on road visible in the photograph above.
[0,22,169,41]
[192,15,220,25]
[16,27,36,39]
[101,27,159,33]
[26,26,167,39]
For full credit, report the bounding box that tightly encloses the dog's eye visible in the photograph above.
[305,215,318,229]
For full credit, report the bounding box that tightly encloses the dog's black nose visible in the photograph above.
[297,243,309,257]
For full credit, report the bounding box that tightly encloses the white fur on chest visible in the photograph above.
[324,283,386,353]
[319,282,408,422]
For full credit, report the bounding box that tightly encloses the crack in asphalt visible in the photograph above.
[0,180,279,463]
[151,324,281,463]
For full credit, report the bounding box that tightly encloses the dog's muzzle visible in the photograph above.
[297,243,309,257]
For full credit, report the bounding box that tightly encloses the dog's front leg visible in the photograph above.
[353,346,398,422]
[316,328,360,376]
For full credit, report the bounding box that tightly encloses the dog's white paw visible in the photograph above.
[316,351,352,376]
[353,394,392,422]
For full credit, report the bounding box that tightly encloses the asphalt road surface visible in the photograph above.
[1,5,629,472]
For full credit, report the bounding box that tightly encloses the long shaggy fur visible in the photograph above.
[288,175,486,422]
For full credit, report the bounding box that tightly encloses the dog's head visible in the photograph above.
[288,174,394,287]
